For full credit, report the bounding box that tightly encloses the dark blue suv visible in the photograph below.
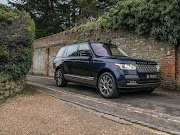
[54,42,161,98]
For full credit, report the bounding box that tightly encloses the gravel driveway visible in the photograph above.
[0,89,165,135]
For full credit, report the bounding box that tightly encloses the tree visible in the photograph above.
[8,0,118,38]
[8,0,68,38]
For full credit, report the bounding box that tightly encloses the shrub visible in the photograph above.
[0,4,35,80]
[101,0,180,45]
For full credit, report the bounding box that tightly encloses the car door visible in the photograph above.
[75,43,96,86]
[63,44,79,80]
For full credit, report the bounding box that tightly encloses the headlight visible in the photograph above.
[156,65,160,72]
[115,63,137,70]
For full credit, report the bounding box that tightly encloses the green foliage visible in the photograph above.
[8,0,180,45]
[0,4,35,80]
[101,0,180,45]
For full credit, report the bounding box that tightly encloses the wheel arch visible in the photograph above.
[54,66,63,80]
[55,66,62,71]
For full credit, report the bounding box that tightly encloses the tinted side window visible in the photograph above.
[56,47,66,57]
[79,43,91,56]
[66,45,78,57]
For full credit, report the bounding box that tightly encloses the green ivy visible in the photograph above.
[0,4,35,80]
[101,0,180,45]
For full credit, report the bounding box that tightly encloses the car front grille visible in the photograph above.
[136,64,157,73]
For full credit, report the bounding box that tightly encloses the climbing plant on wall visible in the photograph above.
[0,4,35,80]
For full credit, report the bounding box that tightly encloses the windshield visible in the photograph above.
[90,43,128,57]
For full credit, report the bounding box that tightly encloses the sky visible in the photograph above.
[0,0,8,4]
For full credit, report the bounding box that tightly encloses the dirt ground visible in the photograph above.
[0,89,166,135]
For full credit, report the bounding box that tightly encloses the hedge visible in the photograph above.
[0,4,35,80]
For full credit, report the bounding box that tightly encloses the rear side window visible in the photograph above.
[56,47,66,57]
[66,44,79,57]
[79,43,91,56]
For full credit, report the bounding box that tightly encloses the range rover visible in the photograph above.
[53,42,161,98]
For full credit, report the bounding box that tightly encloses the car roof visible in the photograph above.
[89,42,112,45]
[66,42,113,47]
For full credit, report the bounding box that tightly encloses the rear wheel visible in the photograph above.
[55,69,67,87]
[98,72,119,98]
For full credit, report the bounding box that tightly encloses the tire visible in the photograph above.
[55,69,67,87]
[98,72,119,98]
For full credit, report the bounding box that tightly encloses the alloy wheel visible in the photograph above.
[56,70,62,86]
[99,74,114,96]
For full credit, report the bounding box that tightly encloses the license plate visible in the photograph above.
[146,74,157,79]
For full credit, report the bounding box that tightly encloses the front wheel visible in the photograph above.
[98,72,119,98]
[55,69,67,87]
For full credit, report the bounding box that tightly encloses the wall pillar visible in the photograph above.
[176,45,180,90]
[45,47,50,76]
[159,45,176,90]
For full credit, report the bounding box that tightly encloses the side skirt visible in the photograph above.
[64,74,96,87]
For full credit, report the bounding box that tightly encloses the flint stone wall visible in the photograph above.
[0,77,26,100]
[31,30,180,91]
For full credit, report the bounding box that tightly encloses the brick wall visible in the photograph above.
[31,30,180,91]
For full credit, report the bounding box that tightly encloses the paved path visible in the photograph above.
[27,75,180,134]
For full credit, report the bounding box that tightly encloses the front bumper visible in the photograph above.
[117,73,161,92]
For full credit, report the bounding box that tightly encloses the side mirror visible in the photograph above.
[81,51,92,57]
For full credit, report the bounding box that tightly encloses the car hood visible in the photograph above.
[100,56,157,65]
